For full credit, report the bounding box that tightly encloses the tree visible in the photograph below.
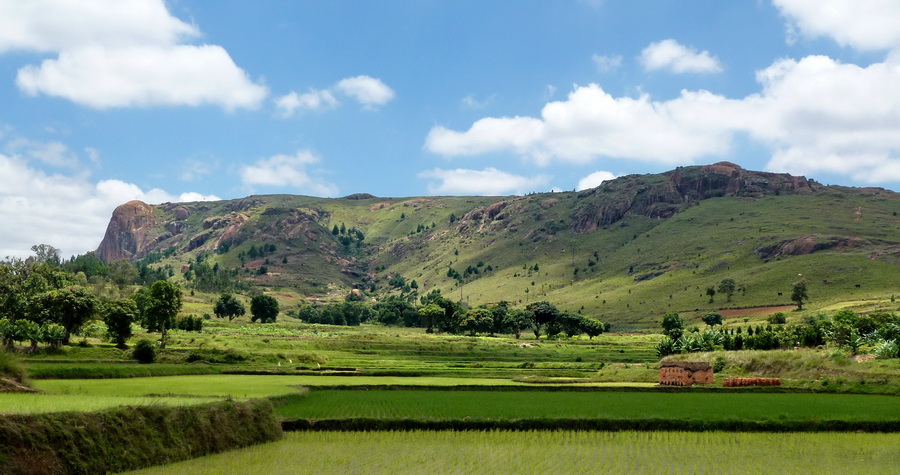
[503,309,530,339]
[717,278,736,302]
[145,280,182,349]
[701,312,723,328]
[459,308,493,336]
[250,295,279,323]
[661,312,684,339]
[103,299,138,348]
[582,318,605,339]
[30,244,61,266]
[706,286,716,303]
[417,303,443,334]
[28,286,98,344]
[214,293,246,321]
[791,280,809,310]
[526,301,559,338]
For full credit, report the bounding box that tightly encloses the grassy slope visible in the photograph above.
[132,181,900,331]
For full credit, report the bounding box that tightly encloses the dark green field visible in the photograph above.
[276,389,900,422]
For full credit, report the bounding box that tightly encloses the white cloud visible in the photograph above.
[334,75,395,109]
[0,151,218,259]
[275,75,394,117]
[2,0,266,110]
[17,45,267,110]
[274,89,338,117]
[461,94,496,109]
[425,53,900,186]
[774,0,900,51]
[426,84,736,165]
[592,54,623,72]
[4,138,80,169]
[577,171,616,191]
[0,0,198,53]
[640,39,722,74]
[418,168,550,195]
[240,150,339,197]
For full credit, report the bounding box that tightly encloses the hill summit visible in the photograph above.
[95,163,900,329]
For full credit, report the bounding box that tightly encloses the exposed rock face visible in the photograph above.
[755,235,864,259]
[96,200,157,262]
[572,162,818,232]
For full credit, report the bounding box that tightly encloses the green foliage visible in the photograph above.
[28,286,98,343]
[661,312,684,339]
[792,280,809,310]
[701,312,723,327]
[132,339,157,364]
[145,280,183,348]
[214,293,246,321]
[717,278,736,302]
[767,312,787,324]
[175,315,204,332]
[459,308,493,336]
[0,347,27,385]
[250,295,280,323]
[103,298,138,348]
[0,399,282,474]
[873,340,900,359]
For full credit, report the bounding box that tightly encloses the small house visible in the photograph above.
[659,361,713,386]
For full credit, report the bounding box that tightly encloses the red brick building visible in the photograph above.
[659,361,713,386]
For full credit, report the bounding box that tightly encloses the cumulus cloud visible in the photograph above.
[425,52,900,185]
[4,138,80,169]
[592,54,623,72]
[418,168,550,195]
[640,39,722,74]
[274,89,338,116]
[2,0,266,110]
[0,0,198,53]
[774,0,900,51]
[334,75,396,109]
[0,151,218,259]
[426,84,736,165]
[275,75,394,117]
[17,45,268,110]
[239,150,339,197]
[577,171,616,191]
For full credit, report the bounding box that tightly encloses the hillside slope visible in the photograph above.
[95,162,900,330]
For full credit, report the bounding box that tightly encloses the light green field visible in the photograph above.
[130,430,900,474]
[0,393,220,414]
[33,375,616,400]
[276,389,900,421]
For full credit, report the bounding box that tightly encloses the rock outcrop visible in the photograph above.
[572,162,818,232]
[95,200,157,262]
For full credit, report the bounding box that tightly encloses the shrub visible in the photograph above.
[767,312,787,324]
[713,355,727,373]
[0,348,27,385]
[873,340,900,359]
[132,339,156,364]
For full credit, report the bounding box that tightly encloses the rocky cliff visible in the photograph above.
[95,200,158,262]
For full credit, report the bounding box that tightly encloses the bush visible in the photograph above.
[132,339,156,364]
[0,348,27,385]
[767,312,787,324]
[874,340,900,359]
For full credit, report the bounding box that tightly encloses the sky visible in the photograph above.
[2,0,900,258]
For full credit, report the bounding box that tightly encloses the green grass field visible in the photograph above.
[276,389,900,422]
[130,430,900,474]
[0,393,221,414]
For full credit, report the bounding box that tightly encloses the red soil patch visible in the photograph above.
[274,293,297,300]
[719,305,794,318]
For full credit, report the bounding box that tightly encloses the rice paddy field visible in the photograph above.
[130,430,900,474]
[0,393,222,414]
[276,389,900,422]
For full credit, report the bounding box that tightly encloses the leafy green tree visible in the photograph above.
[503,309,530,339]
[417,303,443,334]
[214,293,246,321]
[17,319,42,352]
[43,323,65,349]
[582,318,605,339]
[559,313,585,338]
[706,286,716,303]
[526,301,559,338]
[717,278,736,302]
[103,299,138,348]
[28,286,98,344]
[250,295,279,323]
[791,280,809,310]
[145,280,183,349]
[488,301,510,336]
[460,308,493,336]
[701,312,723,327]
[661,312,684,339]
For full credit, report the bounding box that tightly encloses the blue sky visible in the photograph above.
[2,0,900,258]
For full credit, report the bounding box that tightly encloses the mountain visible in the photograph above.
[95,162,900,330]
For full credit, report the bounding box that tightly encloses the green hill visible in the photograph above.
[95,162,900,330]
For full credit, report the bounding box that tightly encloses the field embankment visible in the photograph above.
[0,399,282,474]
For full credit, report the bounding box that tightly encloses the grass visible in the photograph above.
[0,393,221,414]
[130,430,900,474]
[275,389,900,422]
